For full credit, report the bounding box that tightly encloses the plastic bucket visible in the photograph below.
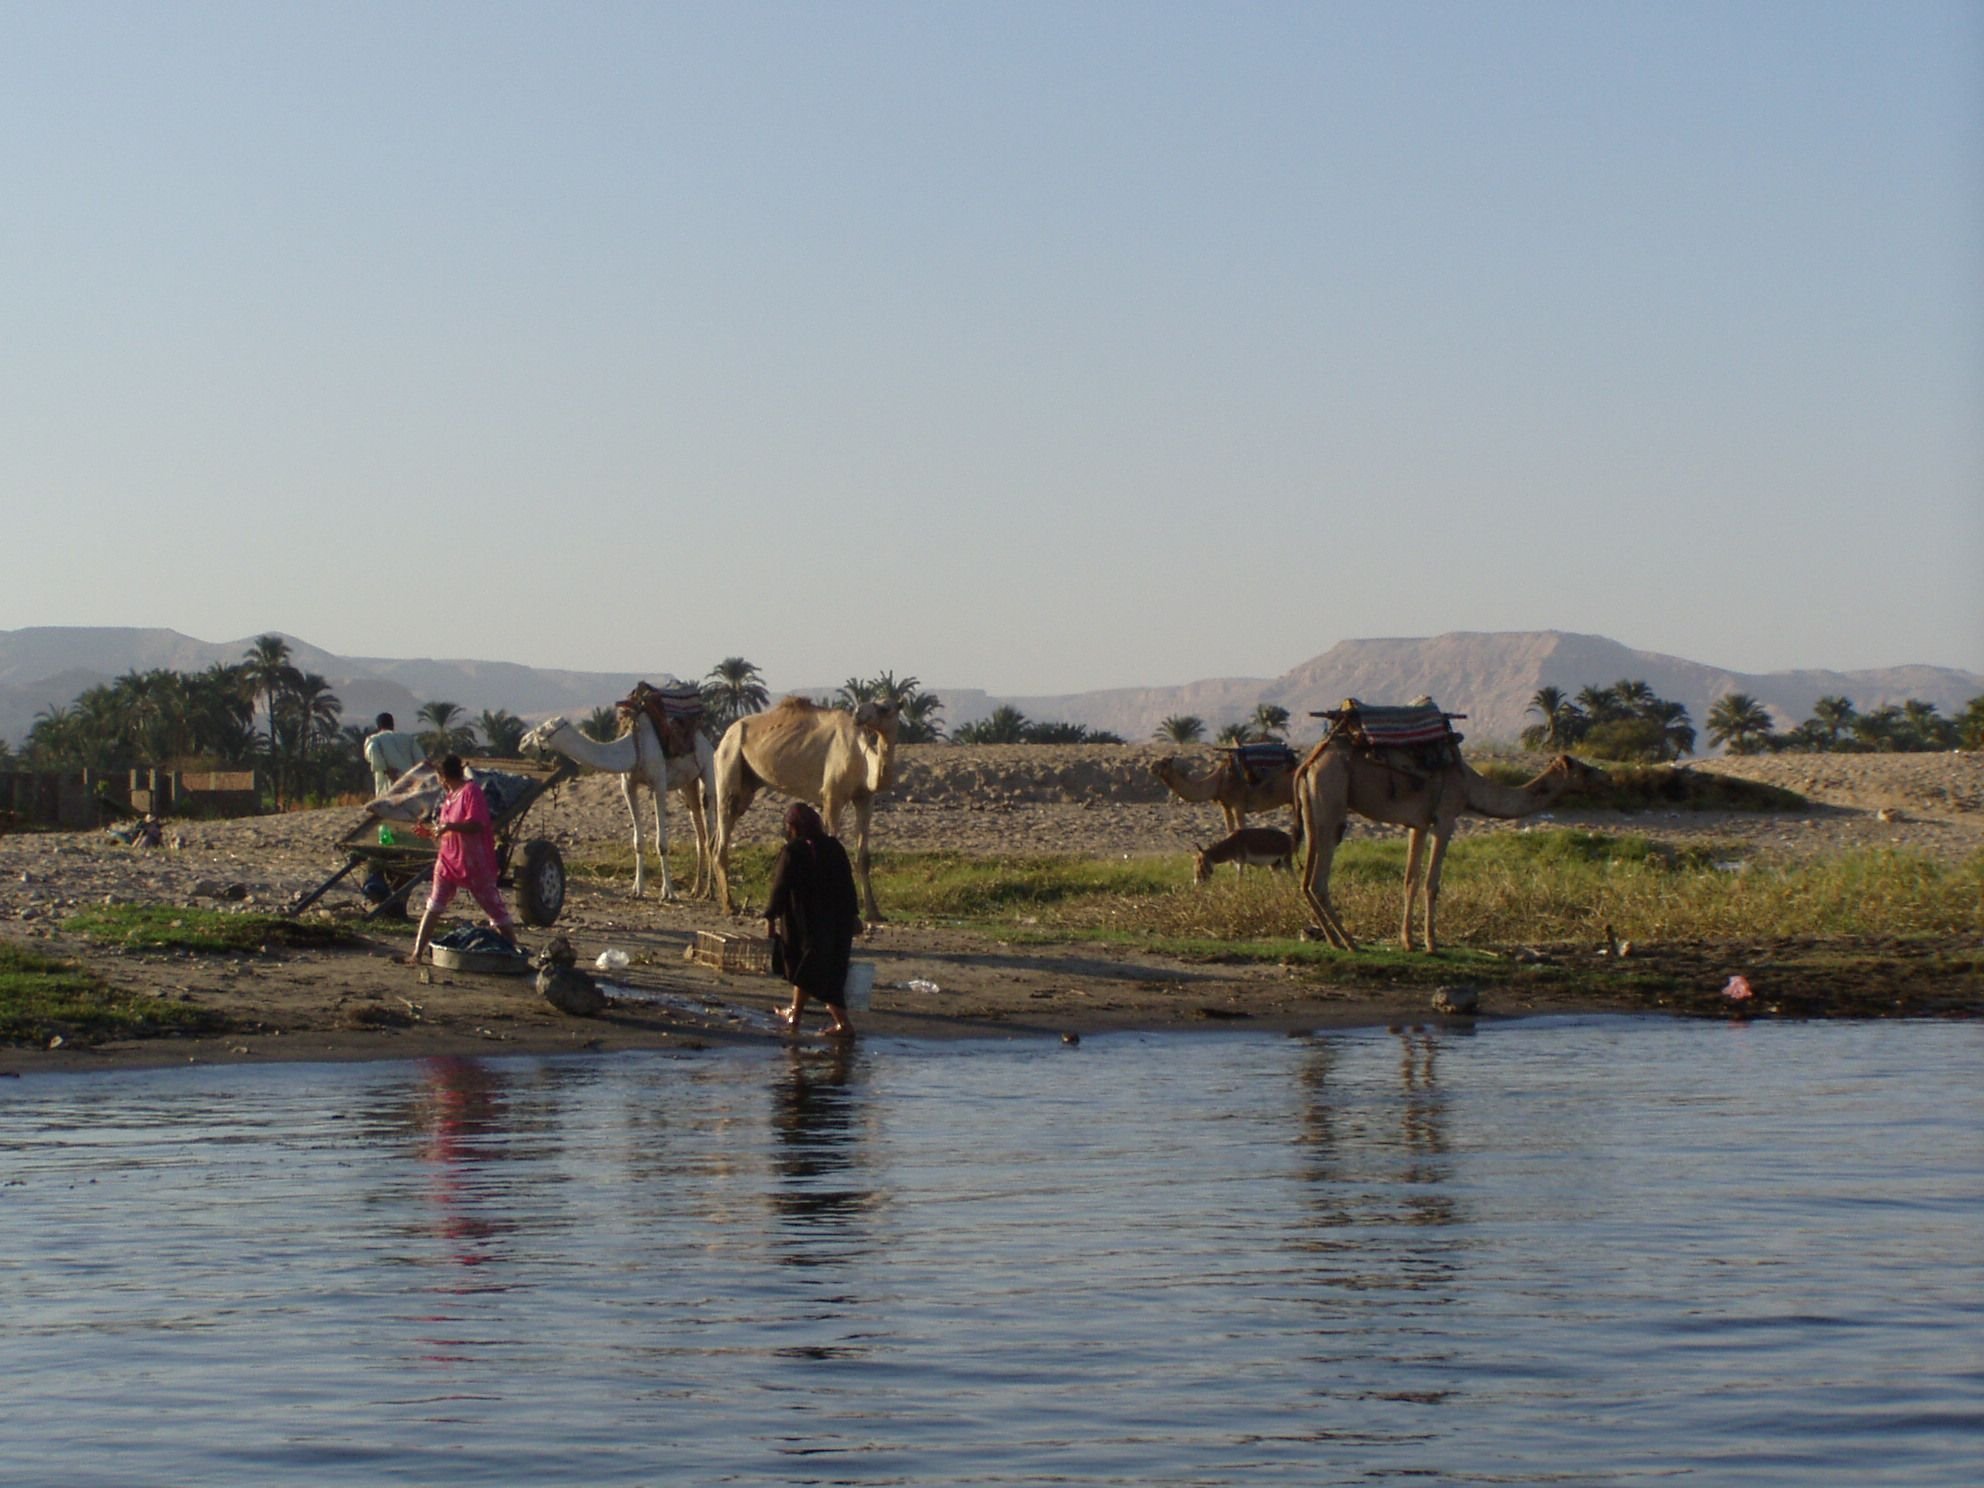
[843,961,875,1011]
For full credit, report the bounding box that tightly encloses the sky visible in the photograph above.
[4,1,1980,695]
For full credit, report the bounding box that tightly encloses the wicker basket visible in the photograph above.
[687,930,776,975]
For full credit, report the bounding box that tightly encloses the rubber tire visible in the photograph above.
[516,838,566,927]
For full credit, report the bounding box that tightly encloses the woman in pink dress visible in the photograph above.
[406,754,518,966]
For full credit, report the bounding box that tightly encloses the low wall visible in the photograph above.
[0,768,262,830]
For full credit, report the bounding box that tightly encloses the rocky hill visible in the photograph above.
[985,631,1982,746]
[3,625,1978,753]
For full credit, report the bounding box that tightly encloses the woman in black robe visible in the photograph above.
[766,802,863,1036]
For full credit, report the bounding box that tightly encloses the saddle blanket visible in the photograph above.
[645,680,705,718]
[1229,743,1298,773]
[1320,699,1460,748]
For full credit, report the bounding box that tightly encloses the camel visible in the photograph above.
[519,709,716,901]
[1151,749,1299,834]
[1293,743,1604,953]
[710,696,901,922]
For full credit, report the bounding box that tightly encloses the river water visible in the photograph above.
[2,1018,1978,1486]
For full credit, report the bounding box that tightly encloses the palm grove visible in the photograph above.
[2,640,954,808]
[1525,681,1984,758]
[6,640,1980,805]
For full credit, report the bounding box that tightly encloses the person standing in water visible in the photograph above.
[765,802,862,1037]
[406,754,518,966]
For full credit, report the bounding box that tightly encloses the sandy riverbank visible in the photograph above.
[3,748,1978,1074]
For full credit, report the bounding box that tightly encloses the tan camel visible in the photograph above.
[710,696,901,921]
[1150,751,1299,834]
[1293,743,1604,953]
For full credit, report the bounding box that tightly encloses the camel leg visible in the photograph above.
[712,786,738,915]
[1420,828,1453,954]
[620,775,647,899]
[658,785,682,904]
[844,798,881,925]
[680,780,712,900]
[1294,792,1356,951]
[1399,827,1427,952]
[711,776,759,916]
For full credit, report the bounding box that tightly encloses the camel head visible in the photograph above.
[1545,754,1608,799]
[1151,757,1181,785]
[853,698,902,743]
[520,717,567,755]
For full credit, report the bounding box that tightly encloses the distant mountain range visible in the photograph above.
[3,625,1980,754]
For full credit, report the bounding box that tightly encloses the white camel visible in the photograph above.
[520,712,716,901]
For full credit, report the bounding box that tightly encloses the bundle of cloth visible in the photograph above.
[365,764,535,823]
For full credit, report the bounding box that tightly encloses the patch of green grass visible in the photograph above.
[61,905,358,953]
[853,832,1980,954]
[0,939,225,1046]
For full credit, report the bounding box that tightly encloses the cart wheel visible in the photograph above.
[517,839,566,927]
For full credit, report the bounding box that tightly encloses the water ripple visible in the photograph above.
[2,1020,1979,1485]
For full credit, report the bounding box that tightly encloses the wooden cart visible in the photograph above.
[285,755,578,927]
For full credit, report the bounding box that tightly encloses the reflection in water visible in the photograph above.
[1292,1028,1461,1286]
[397,1058,521,1372]
[767,1044,874,1264]
[3,1025,1976,1488]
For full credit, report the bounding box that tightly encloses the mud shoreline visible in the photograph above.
[4,748,1979,1076]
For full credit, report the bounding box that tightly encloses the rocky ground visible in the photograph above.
[3,747,1978,1073]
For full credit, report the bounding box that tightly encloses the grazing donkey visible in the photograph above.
[1192,826,1297,884]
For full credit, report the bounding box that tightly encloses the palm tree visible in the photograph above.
[276,672,343,800]
[1250,704,1291,741]
[1575,683,1621,724]
[416,700,476,756]
[189,662,256,763]
[1807,695,1857,749]
[289,673,344,751]
[898,689,947,744]
[1648,699,1695,760]
[241,634,297,806]
[477,708,528,757]
[1613,678,1658,714]
[954,705,1030,745]
[1853,705,1903,752]
[1523,686,1588,750]
[1706,692,1774,754]
[703,657,769,733]
[25,704,81,768]
[1154,715,1205,745]
[1957,695,1984,750]
[240,635,295,748]
[1215,721,1251,746]
[579,705,623,743]
[1899,699,1956,751]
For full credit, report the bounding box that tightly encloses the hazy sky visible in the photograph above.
[5,1,1980,693]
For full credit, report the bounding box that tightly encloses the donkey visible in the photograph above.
[1192,825,1297,884]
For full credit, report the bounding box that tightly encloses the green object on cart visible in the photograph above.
[379,825,396,846]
